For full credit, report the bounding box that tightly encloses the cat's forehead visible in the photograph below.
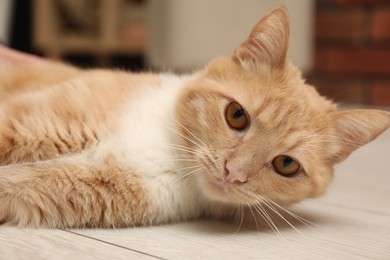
[205,57,310,110]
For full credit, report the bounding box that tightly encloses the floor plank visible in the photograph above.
[0,227,159,260]
[72,201,390,260]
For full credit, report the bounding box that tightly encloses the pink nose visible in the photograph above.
[224,162,247,184]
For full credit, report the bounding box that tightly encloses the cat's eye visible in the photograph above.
[272,155,301,177]
[225,102,249,130]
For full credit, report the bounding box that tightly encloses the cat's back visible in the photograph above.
[0,62,162,101]
[0,63,169,164]
[0,62,80,101]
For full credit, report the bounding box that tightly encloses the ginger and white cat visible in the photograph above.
[0,7,389,228]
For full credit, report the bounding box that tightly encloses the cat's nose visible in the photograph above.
[224,162,247,184]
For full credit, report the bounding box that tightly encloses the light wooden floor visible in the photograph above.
[1,129,389,259]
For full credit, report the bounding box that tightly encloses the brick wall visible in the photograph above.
[307,0,390,106]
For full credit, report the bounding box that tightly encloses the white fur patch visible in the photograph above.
[94,73,207,222]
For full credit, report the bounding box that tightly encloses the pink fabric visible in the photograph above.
[0,45,46,65]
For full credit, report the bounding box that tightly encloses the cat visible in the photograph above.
[0,7,389,228]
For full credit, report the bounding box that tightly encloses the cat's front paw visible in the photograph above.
[0,187,11,225]
[0,174,40,227]
[0,189,42,227]
[0,205,7,225]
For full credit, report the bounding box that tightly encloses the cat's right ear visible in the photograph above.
[332,109,390,162]
[233,7,290,70]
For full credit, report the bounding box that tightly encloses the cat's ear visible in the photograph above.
[332,110,390,162]
[233,7,290,70]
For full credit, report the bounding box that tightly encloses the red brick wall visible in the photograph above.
[307,0,390,106]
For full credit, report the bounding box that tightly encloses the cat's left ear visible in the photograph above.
[233,7,289,70]
[332,110,390,162]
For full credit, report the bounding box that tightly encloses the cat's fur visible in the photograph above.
[0,8,389,228]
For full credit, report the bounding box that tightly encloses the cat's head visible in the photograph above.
[175,7,390,207]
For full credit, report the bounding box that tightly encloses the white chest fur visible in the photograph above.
[100,74,207,223]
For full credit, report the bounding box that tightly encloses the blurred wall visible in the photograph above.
[0,0,13,44]
[147,0,314,71]
[308,0,390,106]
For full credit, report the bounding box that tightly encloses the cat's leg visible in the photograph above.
[0,67,160,165]
[0,153,150,228]
[0,103,105,165]
[0,103,104,165]
[0,65,80,101]
[0,73,126,165]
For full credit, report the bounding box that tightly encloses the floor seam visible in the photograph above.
[60,229,169,260]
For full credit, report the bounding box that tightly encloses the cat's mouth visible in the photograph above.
[202,175,248,204]
[211,179,230,192]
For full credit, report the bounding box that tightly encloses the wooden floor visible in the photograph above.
[1,126,389,259]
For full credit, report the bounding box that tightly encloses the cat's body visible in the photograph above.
[0,63,227,227]
[0,65,209,227]
[0,8,389,228]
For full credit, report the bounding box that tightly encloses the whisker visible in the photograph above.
[265,199,318,228]
[164,125,204,150]
[162,165,200,177]
[241,190,312,237]
[170,118,208,148]
[152,158,197,163]
[262,200,307,237]
[173,168,203,184]
[157,145,200,155]
[233,207,241,232]
[234,204,245,234]
[161,143,199,152]
[235,190,273,233]
[253,203,282,237]
[247,203,260,232]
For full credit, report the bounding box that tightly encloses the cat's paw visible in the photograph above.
[0,175,17,225]
[0,190,42,227]
[0,175,39,227]
[0,189,11,225]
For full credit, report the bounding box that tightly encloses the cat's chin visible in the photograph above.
[198,174,253,205]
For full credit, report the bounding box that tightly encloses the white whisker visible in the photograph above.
[265,199,318,228]
[162,165,200,177]
[262,200,307,238]
[247,203,260,232]
[253,203,282,237]
[170,118,208,148]
[161,143,199,152]
[158,145,200,155]
[173,168,203,184]
[164,125,204,150]
[234,205,244,234]
[153,158,197,163]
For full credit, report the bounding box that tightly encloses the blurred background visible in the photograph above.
[0,0,389,106]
